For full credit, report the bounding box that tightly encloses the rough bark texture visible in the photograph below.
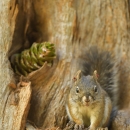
[0,0,32,130]
[7,81,31,130]
[0,0,130,130]
[0,0,17,129]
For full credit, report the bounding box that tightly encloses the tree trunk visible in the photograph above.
[0,0,130,130]
[0,0,32,130]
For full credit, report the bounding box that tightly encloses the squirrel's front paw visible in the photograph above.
[74,124,85,130]
[66,121,75,129]
[96,127,108,130]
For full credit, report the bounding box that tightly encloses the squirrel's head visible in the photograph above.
[71,70,101,106]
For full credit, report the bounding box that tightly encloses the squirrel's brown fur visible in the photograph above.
[66,46,119,129]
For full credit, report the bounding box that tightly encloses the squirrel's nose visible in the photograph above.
[82,96,90,102]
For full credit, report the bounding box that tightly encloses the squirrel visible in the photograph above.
[66,46,119,130]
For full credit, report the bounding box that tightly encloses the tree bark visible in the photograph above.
[6,81,31,130]
[0,0,130,130]
[0,0,16,129]
[0,0,32,130]
[27,0,130,129]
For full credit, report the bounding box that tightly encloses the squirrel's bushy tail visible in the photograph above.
[79,46,119,107]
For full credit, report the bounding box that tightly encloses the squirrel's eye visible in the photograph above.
[94,86,98,93]
[76,86,79,93]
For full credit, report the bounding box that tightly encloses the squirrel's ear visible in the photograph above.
[73,70,82,82]
[93,70,99,81]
